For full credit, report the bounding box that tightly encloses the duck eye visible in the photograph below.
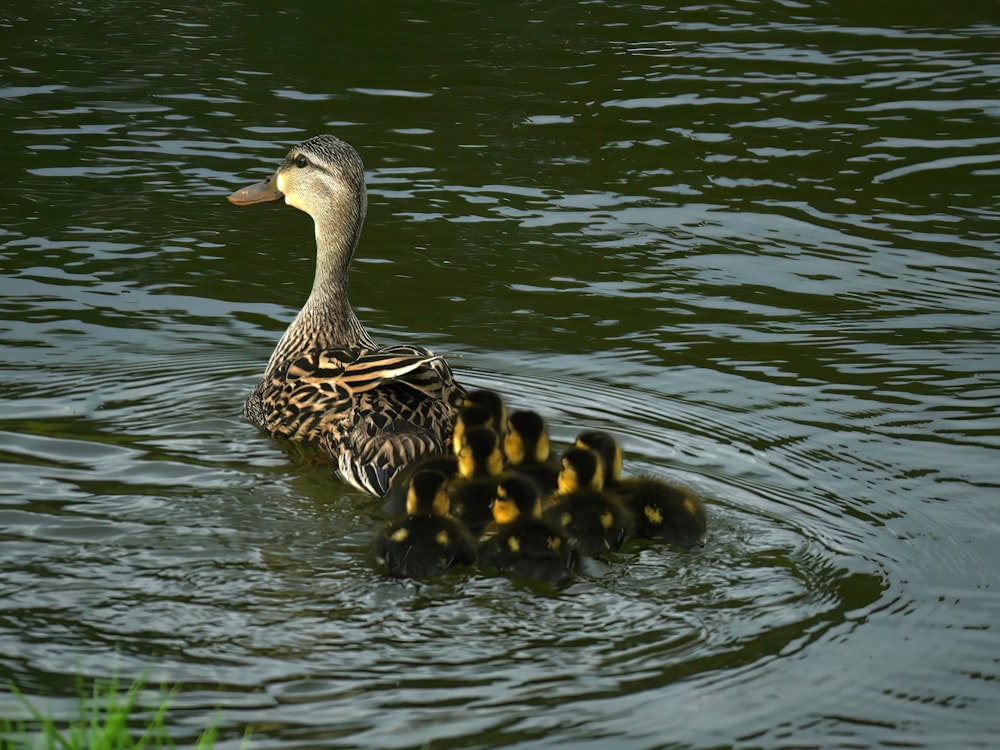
[294,154,309,168]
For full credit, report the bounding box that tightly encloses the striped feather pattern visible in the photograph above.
[244,344,464,495]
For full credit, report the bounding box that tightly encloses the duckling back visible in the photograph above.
[480,519,579,586]
[478,475,580,586]
[372,469,476,578]
[373,514,476,579]
[543,489,635,555]
[614,477,708,548]
[573,432,709,548]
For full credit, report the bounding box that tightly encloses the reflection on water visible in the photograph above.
[2,1,999,747]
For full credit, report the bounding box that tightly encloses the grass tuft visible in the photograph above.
[1,675,240,750]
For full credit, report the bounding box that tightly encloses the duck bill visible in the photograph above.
[227,173,282,205]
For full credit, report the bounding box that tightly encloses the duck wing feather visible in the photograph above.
[245,344,464,496]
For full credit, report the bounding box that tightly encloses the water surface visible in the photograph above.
[2,2,999,748]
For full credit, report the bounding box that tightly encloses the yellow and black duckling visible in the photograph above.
[372,469,477,579]
[572,430,623,488]
[229,134,465,497]
[464,389,508,435]
[542,447,635,555]
[503,410,560,494]
[479,474,579,586]
[382,453,459,517]
[575,430,708,548]
[451,401,498,457]
[448,425,505,535]
[452,389,507,456]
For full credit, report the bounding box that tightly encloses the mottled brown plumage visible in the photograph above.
[229,135,465,496]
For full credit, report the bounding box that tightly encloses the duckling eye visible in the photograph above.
[294,154,309,168]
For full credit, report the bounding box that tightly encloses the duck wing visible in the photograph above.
[245,345,464,496]
[331,379,459,496]
[245,347,443,435]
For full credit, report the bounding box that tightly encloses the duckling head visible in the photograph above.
[558,447,605,495]
[405,469,452,517]
[452,403,495,456]
[463,390,507,437]
[457,425,504,479]
[492,475,543,526]
[505,410,550,466]
[574,430,623,486]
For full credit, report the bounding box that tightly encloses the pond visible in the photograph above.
[1,1,998,747]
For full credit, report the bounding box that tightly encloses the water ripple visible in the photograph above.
[2,2,998,747]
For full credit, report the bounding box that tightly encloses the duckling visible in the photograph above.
[543,447,635,555]
[554,446,605,496]
[451,402,497,457]
[229,134,465,497]
[463,389,507,441]
[575,430,708,548]
[613,477,708,548]
[372,469,476,579]
[479,475,579,585]
[503,410,560,494]
[572,430,622,488]
[382,453,459,517]
[448,425,505,535]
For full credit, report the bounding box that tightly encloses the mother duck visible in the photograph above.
[228,134,465,496]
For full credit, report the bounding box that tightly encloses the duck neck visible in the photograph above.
[265,207,375,373]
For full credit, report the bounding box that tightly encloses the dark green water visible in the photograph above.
[2,1,998,747]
